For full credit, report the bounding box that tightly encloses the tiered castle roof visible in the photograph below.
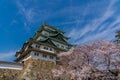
[15,23,73,62]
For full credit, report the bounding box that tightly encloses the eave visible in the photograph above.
[33,33,71,46]
[49,33,70,40]
[43,23,65,34]
[30,39,67,52]
[38,38,57,47]
[15,41,31,57]
[50,37,72,46]
[33,33,47,40]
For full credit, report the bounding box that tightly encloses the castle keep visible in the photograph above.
[0,23,73,80]
[15,23,72,63]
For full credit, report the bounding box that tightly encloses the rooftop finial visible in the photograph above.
[43,22,47,26]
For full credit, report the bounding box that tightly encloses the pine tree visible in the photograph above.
[115,30,120,42]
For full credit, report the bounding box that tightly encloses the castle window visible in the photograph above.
[43,46,48,50]
[61,46,64,49]
[34,53,37,56]
[36,45,40,48]
[34,53,39,56]
[50,48,52,51]
[50,56,54,59]
[37,53,39,56]
[43,54,47,58]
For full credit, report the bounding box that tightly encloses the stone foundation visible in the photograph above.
[0,68,21,80]
[21,58,56,80]
[0,58,57,80]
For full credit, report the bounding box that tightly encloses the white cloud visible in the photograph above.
[67,0,120,44]
[16,1,38,23]
[58,20,82,26]
[15,0,120,44]
[0,51,15,61]
[16,1,52,32]
[75,16,120,44]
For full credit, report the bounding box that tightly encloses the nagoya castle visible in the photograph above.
[0,23,73,80]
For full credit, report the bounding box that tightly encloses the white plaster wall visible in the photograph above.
[30,51,56,62]
[31,43,41,50]
[18,50,56,63]
[52,41,68,50]
[31,43,55,53]
[21,44,57,63]
[0,63,23,70]
[40,45,55,53]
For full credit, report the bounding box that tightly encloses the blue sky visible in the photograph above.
[0,0,120,62]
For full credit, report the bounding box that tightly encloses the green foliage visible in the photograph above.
[2,74,6,80]
[115,30,120,42]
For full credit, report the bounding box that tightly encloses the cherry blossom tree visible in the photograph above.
[52,41,120,80]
